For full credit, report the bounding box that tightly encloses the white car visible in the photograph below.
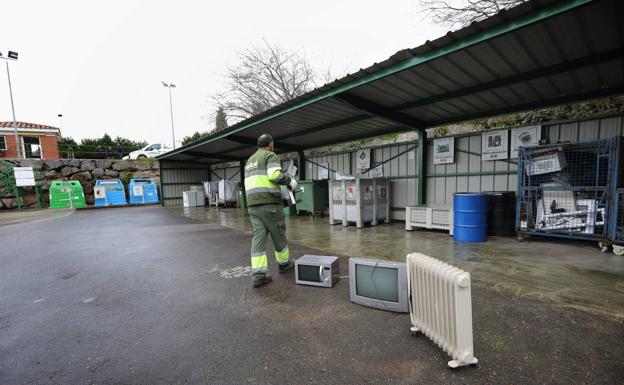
[123,143,172,160]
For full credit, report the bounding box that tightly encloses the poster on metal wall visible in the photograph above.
[481,129,509,161]
[510,125,541,158]
[318,162,329,180]
[356,149,370,170]
[433,137,454,164]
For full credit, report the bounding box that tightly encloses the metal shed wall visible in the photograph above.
[210,162,241,182]
[424,113,624,206]
[160,161,211,206]
[161,114,624,214]
[305,141,420,220]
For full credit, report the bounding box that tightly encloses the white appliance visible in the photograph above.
[406,253,478,368]
[405,206,454,235]
[295,255,339,288]
[182,191,197,207]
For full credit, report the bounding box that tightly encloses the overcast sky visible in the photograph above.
[1,0,447,145]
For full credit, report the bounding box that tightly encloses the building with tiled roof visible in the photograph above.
[0,121,61,159]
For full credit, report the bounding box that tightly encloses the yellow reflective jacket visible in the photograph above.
[244,148,291,206]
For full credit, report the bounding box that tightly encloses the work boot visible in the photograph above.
[253,275,272,288]
[278,261,294,274]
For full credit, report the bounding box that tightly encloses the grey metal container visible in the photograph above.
[329,177,390,228]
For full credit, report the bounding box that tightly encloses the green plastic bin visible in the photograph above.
[49,180,87,209]
[283,205,295,216]
[294,180,328,215]
[238,189,247,209]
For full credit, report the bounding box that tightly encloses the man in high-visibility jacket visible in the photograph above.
[244,133,297,287]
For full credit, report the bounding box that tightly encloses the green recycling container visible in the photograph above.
[294,180,328,215]
[283,205,295,216]
[49,180,87,209]
[238,189,247,209]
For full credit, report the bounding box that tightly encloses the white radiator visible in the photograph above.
[406,253,478,368]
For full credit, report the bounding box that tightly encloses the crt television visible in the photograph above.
[349,258,408,313]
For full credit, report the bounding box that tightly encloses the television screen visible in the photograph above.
[298,264,321,282]
[355,264,399,302]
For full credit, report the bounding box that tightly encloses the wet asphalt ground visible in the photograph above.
[0,206,623,384]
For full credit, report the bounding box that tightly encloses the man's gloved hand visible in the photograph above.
[288,178,298,191]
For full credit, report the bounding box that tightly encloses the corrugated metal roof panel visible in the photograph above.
[160,0,624,162]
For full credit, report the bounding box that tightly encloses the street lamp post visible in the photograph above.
[1,51,21,158]
[161,81,177,149]
[57,113,64,140]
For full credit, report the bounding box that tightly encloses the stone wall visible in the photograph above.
[0,159,160,209]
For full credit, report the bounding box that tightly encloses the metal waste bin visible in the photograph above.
[295,180,328,215]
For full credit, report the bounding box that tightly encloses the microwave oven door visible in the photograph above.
[296,263,330,287]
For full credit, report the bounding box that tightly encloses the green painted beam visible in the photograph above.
[158,0,590,160]
[227,134,301,151]
[298,150,306,180]
[417,130,425,204]
[300,124,414,150]
[394,46,623,111]
[334,93,425,127]
[427,84,624,128]
[425,170,516,177]
[275,114,373,141]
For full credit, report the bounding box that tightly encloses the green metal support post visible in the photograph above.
[417,129,426,205]
[298,150,306,181]
[239,160,247,208]
[159,161,165,206]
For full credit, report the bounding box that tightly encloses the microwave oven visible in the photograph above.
[295,255,340,288]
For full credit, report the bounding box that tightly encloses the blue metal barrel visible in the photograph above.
[453,192,488,242]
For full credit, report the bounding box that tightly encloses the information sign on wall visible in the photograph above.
[14,167,36,187]
[481,129,509,161]
[510,125,541,158]
[318,162,329,180]
[356,149,371,170]
[433,137,454,164]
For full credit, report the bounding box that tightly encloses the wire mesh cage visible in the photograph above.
[516,138,621,241]
[612,189,624,252]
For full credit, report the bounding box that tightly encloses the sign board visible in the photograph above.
[368,164,384,178]
[481,129,509,161]
[357,149,371,170]
[94,187,106,199]
[14,167,36,187]
[318,162,329,180]
[433,138,454,164]
[132,184,144,197]
[511,125,541,158]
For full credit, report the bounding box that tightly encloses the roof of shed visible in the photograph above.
[159,0,624,164]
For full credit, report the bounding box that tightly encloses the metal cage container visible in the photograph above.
[328,177,390,228]
[516,137,622,250]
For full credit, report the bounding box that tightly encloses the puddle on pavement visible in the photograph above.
[170,206,624,320]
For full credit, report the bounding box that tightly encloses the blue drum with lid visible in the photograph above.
[453,192,488,242]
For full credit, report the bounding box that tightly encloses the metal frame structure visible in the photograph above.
[158,0,624,208]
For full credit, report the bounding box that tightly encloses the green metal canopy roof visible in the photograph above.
[159,0,624,164]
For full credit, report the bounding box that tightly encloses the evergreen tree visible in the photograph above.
[215,107,228,132]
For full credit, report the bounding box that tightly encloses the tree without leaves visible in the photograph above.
[212,40,326,123]
[418,0,527,28]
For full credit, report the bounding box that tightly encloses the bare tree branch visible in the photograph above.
[205,40,340,127]
[418,0,527,28]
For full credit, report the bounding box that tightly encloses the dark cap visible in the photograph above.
[257,133,273,147]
